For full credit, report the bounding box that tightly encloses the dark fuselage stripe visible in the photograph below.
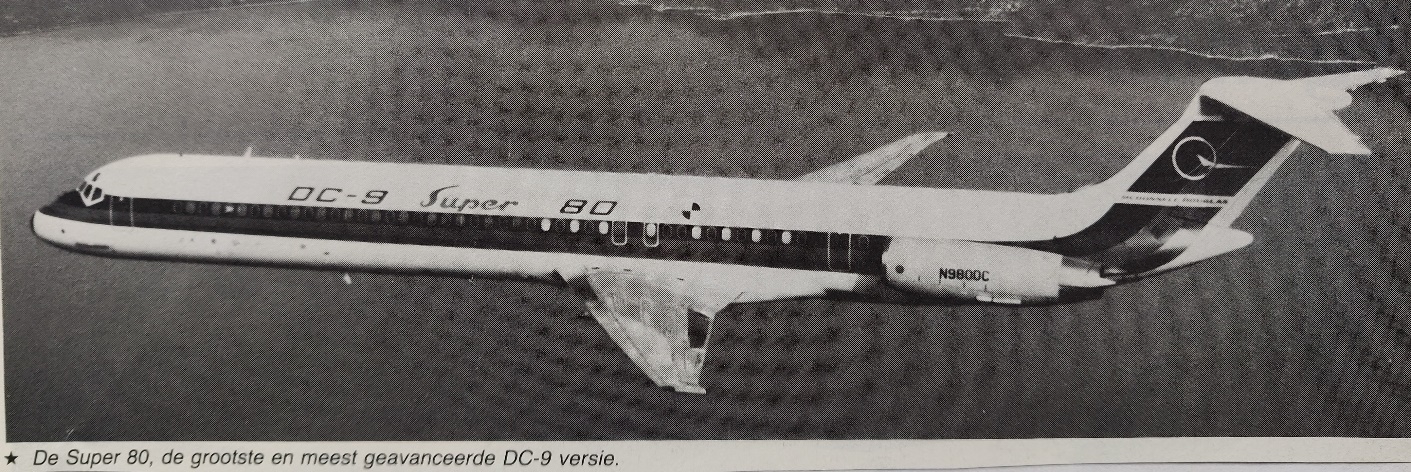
[41,191,891,275]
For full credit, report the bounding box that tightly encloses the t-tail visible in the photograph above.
[1042,68,1404,280]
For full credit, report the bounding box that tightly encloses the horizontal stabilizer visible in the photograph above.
[1200,68,1404,155]
[796,131,948,185]
[1297,67,1406,92]
[1146,226,1254,275]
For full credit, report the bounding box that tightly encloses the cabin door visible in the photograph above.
[109,196,134,231]
[826,233,851,271]
[611,221,629,246]
[642,223,660,248]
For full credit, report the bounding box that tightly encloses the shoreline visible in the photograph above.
[0,0,321,38]
[4,0,1400,69]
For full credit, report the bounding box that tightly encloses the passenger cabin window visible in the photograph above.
[690,226,702,240]
[598,221,610,235]
[781,231,792,244]
[751,229,762,243]
[721,227,732,241]
[570,220,581,233]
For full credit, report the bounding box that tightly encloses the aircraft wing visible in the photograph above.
[570,266,743,394]
[795,131,948,185]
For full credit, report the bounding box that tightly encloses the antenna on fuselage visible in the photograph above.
[243,146,253,158]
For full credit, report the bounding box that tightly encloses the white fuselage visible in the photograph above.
[33,153,1129,305]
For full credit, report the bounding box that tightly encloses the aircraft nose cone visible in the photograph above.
[31,209,66,247]
[30,211,46,239]
[31,211,48,242]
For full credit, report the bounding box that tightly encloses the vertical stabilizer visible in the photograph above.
[1046,68,1402,276]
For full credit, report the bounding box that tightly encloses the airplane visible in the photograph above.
[32,68,1404,393]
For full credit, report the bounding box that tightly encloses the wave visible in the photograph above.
[1270,24,1402,38]
[617,1,1010,21]
[150,0,318,17]
[1004,33,1380,66]
[700,8,1006,22]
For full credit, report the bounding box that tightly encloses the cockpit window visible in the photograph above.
[75,180,108,204]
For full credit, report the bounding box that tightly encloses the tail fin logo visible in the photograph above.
[1171,136,1218,181]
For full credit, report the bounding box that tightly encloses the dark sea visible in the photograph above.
[2,0,1408,440]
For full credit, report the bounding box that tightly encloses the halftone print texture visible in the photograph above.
[2,0,1408,439]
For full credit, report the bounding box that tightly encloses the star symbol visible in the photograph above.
[5,452,16,464]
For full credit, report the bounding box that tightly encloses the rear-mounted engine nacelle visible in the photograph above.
[881,238,1113,304]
